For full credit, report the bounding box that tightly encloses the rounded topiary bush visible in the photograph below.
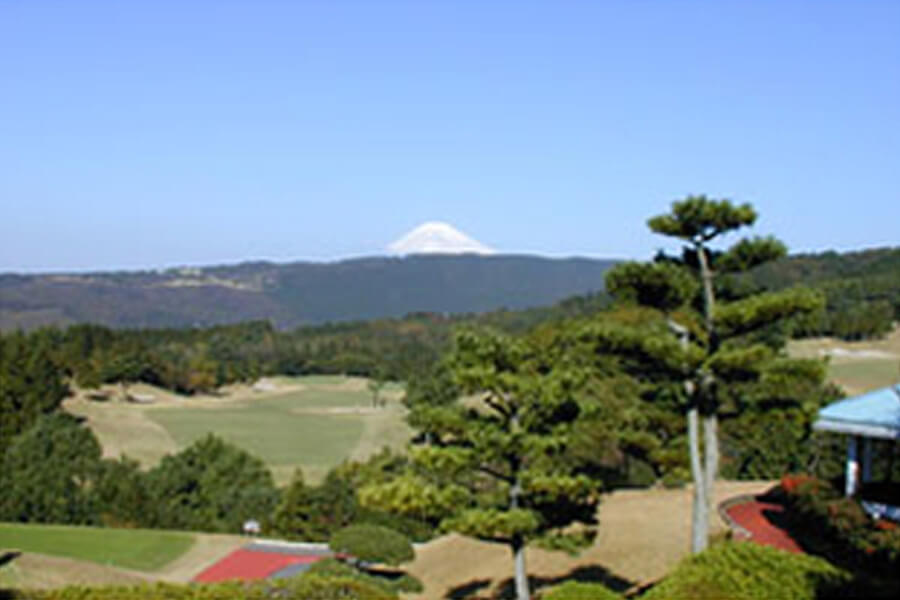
[306,557,422,595]
[641,542,850,600]
[329,524,414,566]
[541,581,621,600]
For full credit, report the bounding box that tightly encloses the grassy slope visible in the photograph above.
[0,523,194,572]
[0,553,151,590]
[66,376,412,485]
[788,325,900,395]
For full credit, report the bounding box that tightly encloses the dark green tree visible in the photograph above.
[597,196,824,552]
[0,330,69,452]
[402,361,460,444]
[367,373,387,409]
[0,414,102,524]
[94,455,153,528]
[146,434,278,533]
[270,469,358,542]
[361,329,598,600]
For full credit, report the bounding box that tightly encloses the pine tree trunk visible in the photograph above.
[688,405,708,553]
[508,462,530,600]
[703,412,718,513]
[512,537,530,600]
[694,243,717,553]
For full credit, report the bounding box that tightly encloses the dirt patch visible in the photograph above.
[789,325,900,362]
[64,397,177,466]
[406,480,772,600]
[0,552,152,589]
[315,377,369,393]
[348,403,412,462]
[821,348,897,360]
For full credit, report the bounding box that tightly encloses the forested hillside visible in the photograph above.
[746,246,900,339]
[0,255,617,330]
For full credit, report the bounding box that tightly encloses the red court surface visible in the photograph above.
[724,498,804,554]
[193,548,321,582]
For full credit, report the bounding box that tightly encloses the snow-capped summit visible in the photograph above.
[388,221,495,255]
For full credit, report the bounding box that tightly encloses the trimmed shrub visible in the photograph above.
[10,576,397,600]
[541,581,621,600]
[329,524,414,566]
[641,542,849,600]
[307,558,423,594]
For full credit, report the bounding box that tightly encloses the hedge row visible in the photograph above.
[3,576,396,600]
[640,542,849,600]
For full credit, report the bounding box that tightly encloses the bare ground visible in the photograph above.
[64,396,177,466]
[0,553,152,590]
[788,325,900,362]
[406,480,772,600]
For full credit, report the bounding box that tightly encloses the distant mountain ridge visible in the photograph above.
[0,254,618,330]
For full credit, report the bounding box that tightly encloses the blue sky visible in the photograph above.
[1,1,898,272]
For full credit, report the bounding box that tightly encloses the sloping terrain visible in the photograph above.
[1,483,770,594]
[64,376,411,485]
[0,527,246,590]
[0,254,616,330]
[406,481,771,600]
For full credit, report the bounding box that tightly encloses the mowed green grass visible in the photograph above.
[788,326,900,396]
[146,378,407,484]
[0,523,194,571]
[828,360,899,395]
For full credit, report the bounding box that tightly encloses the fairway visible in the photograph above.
[68,376,412,485]
[0,523,194,572]
[828,360,899,396]
[149,391,366,481]
[788,326,900,396]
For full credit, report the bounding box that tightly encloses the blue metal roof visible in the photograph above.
[814,384,900,439]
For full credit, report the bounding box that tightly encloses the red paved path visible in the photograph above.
[193,549,320,582]
[724,498,803,554]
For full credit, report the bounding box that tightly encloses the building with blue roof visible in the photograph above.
[814,384,900,520]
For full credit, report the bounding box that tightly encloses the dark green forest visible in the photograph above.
[0,254,617,330]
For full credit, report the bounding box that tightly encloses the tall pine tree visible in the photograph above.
[596,196,823,552]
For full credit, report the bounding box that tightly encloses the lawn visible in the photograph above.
[149,394,365,478]
[827,360,899,396]
[788,326,899,396]
[144,377,411,484]
[65,376,412,485]
[0,523,194,572]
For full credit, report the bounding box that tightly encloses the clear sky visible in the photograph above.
[1,1,898,272]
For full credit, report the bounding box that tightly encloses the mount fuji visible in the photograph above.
[387,222,495,255]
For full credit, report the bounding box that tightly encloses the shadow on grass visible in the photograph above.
[445,579,491,599]
[445,564,636,599]
[0,553,20,569]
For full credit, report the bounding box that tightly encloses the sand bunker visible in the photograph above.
[821,348,897,360]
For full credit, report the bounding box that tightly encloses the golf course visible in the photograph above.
[64,375,411,485]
